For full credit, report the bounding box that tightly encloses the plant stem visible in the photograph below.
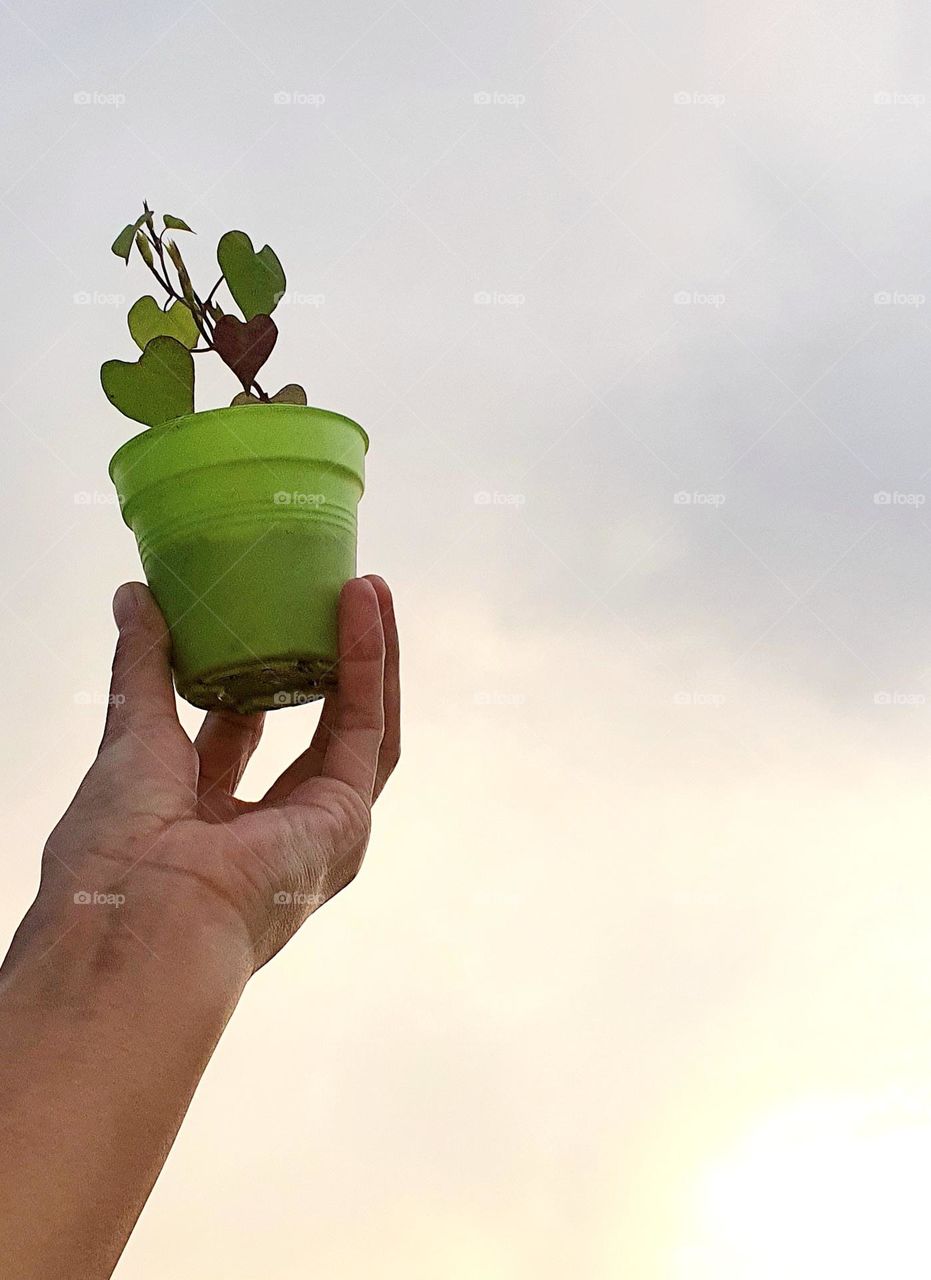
[132,212,269,400]
[204,276,224,307]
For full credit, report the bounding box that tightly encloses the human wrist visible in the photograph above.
[0,863,252,1280]
[0,869,252,1021]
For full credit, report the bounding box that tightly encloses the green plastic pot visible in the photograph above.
[109,404,368,713]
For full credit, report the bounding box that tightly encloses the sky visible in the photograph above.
[3,0,931,1275]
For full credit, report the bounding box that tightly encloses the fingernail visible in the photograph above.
[112,582,144,628]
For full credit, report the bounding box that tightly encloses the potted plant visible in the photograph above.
[104,203,368,714]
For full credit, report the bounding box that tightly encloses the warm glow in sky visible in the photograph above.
[685,1094,931,1277]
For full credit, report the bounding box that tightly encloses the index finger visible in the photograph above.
[315,578,385,803]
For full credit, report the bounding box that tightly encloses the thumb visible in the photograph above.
[102,582,180,743]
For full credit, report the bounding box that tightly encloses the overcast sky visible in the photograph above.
[3,1,931,1276]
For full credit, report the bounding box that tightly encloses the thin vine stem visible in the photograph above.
[133,226,267,398]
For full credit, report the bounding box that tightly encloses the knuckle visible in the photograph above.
[309,825,368,900]
[327,787,372,863]
[298,782,372,854]
[341,786,373,843]
[288,783,373,904]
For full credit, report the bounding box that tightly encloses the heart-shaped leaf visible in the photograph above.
[229,383,307,408]
[212,313,277,392]
[270,383,307,404]
[163,214,193,232]
[100,336,194,427]
[217,230,286,320]
[128,296,200,351]
[111,216,145,262]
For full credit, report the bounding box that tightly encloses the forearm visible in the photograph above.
[0,891,251,1278]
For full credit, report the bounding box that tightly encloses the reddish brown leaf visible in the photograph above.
[212,313,277,391]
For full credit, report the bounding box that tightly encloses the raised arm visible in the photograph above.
[0,575,400,1278]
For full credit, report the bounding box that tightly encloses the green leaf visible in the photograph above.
[100,336,194,427]
[128,296,200,351]
[164,214,193,233]
[270,383,307,404]
[111,215,145,263]
[217,230,286,320]
[230,385,306,407]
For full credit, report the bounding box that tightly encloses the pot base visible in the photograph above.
[181,656,337,714]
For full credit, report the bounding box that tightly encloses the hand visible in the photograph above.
[0,576,398,1279]
[26,575,400,973]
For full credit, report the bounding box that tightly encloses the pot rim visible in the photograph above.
[108,402,369,484]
